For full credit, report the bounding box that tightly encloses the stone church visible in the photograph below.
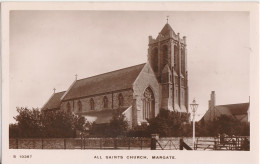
[42,23,189,128]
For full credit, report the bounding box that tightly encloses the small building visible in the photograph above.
[200,91,250,123]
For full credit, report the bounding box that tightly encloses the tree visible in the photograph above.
[9,123,20,138]
[41,111,77,138]
[89,108,129,137]
[145,109,190,137]
[13,107,43,138]
[10,107,88,138]
[107,108,129,137]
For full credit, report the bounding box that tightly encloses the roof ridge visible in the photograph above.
[216,102,249,107]
[55,91,66,94]
[76,63,146,82]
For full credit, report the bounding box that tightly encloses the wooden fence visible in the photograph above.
[195,136,250,151]
[9,136,249,150]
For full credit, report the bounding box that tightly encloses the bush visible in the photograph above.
[89,108,129,138]
[127,109,191,137]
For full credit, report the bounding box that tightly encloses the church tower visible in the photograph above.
[148,23,188,112]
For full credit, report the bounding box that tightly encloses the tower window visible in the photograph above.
[103,96,108,108]
[78,100,82,112]
[181,48,185,75]
[175,76,178,86]
[162,45,168,67]
[174,45,179,72]
[118,93,124,107]
[90,98,95,110]
[151,48,158,72]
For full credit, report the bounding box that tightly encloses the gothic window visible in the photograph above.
[66,102,71,113]
[78,100,82,113]
[90,98,94,110]
[174,45,179,72]
[181,78,185,86]
[118,93,124,107]
[175,76,178,86]
[162,45,168,67]
[181,48,185,75]
[151,48,158,73]
[103,96,108,108]
[142,87,155,120]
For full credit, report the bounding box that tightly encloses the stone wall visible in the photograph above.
[60,89,133,113]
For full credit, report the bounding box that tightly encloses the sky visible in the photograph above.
[9,11,250,122]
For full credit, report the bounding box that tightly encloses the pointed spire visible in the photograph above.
[166,16,169,24]
[160,22,175,36]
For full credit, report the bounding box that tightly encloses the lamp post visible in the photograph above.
[190,99,199,150]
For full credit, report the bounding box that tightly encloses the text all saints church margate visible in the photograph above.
[42,23,189,128]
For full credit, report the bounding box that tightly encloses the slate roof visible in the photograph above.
[62,63,145,100]
[42,91,65,110]
[200,102,249,122]
[159,23,176,36]
[216,103,249,116]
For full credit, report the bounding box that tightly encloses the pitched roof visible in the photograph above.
[42,91,65,110]
[216,103,249,115]
[62,63,145,100]
[160,23,176,36]
[200,102,249,123]
[82,108,128,124]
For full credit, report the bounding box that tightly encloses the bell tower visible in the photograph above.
[148,22,188,113]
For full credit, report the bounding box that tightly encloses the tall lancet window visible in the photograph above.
[142,87,155,120]
[78,100,82,113]
[174,45,179,72]
[162,45,168,67]
[151,47,158,73]
[90,98,95,110]
[103,96,108,108]
[67,102,71,113]
[118,93,124,107]
[181,48,185,75]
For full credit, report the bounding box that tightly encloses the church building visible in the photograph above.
[200,91,250,123]
[42,23,189,128]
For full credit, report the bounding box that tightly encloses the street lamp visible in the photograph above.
[190,99,199,150]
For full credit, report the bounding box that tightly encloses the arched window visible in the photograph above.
[174,45,179,72]
[162,45,168,67]
[181,48,185,75]
[67,102,71,113]
[142,87,155,120]
[90,98,95,110]
[176,89,178,103]
[118,93,124,107]
[151,48,158,73]
[103,96,108,108]
[78,100,82,113]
